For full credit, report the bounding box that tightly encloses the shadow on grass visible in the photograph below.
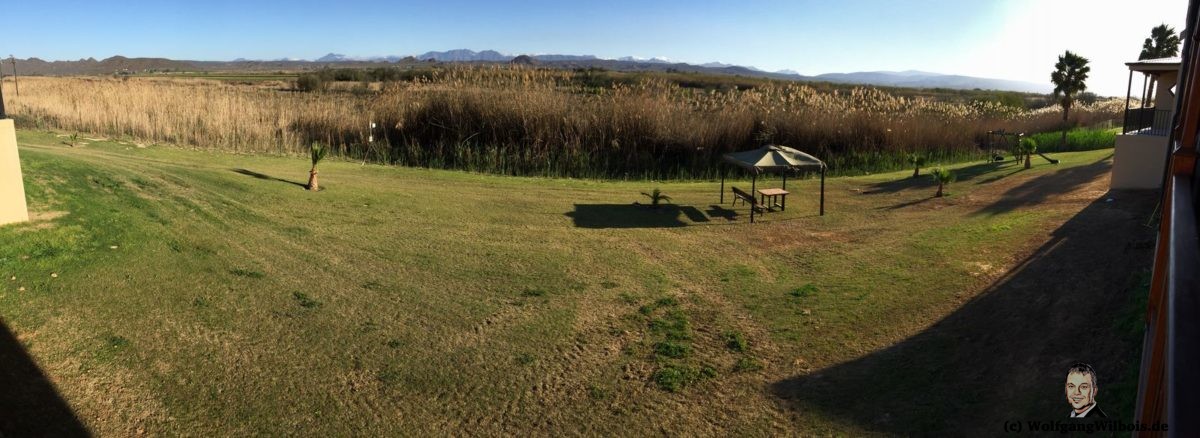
[232,168,307,189]
[770,192,1156,435]
[705,205,741,222]
[0,319,89,437]
[877,196,935,210]
[680,206,711,223]
[864,161,1019,195]
[566,204,690,228]
[566,203,820,228]
[975,157,1113,216]
[975,167,1026,185]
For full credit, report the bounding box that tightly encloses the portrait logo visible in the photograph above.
[1065,362,1106,418]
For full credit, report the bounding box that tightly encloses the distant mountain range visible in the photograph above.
[310,50,601,63]
[7,56,196,75]
[809,70,1050,94]
[3,50,1053,94]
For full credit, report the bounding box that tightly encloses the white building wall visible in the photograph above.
[0,119,29,225]
[1155,71,1178,109]
[1111,134,1170,189]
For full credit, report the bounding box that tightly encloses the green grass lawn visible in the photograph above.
[0,131,1152,435]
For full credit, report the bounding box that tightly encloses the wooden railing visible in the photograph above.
[1124,108,1174,136]
[1134,0,1200,435]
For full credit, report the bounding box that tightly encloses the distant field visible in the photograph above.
[137,72,299,82]
[0,131,1152,435]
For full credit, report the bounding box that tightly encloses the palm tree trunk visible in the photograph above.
[913,166,920,178]
[307,167,319,191]
[1025,154,1031,169]
[936,183,944,198]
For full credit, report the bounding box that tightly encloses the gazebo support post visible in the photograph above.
[719,168,725,204]
[819,167,826,216]
[721,145,826,221]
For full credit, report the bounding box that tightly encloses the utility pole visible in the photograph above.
[362,115,376,165]
[0,62,6,119]
[8,56,16,97]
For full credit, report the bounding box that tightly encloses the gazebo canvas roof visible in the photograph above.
[722,144,825,175]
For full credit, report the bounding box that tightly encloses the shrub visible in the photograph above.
[653,365,691,392]
[231,268,265,278]
[789,284,818,298]
[654,296,679,307]
[1027,128,1116,152]
[515,353,535,365]
[733,357,764,372]
[292,291,321,308]
[724,331,749,352]
[652,364,715,392]
[587,384,609,400]
[907,153,927,178]
[1016,137,1038,169]
[520,288,547,297]
[654,341,692,359]
[930,167,955,198]
[649,310,692,341]
[295,74,327,92]
[641,188,672,208]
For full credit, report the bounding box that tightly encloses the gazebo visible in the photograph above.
[720,144,826,216]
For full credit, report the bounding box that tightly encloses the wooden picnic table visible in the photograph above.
[757,188,789,211]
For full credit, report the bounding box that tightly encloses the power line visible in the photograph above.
[8,56,16,97]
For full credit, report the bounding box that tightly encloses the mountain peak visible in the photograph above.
[417,49,511,62]
[616,56,673,64]
[316,53,347,62]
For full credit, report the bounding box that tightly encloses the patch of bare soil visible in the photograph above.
[28,210,67,222]
[7,210,67,232]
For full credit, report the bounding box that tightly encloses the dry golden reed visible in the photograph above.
[4,68,1123,178]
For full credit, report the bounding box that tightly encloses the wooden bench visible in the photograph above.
[731,186,765,223]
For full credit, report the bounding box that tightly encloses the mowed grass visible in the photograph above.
[0,130,1123,435]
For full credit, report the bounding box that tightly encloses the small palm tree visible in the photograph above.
[930,167,954,198]
[307,142,328,191]
[641,188,672,208]
[908,153,927,178]
[1017,138,1038,169]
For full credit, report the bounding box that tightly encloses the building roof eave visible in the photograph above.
[1127,57,1183,72]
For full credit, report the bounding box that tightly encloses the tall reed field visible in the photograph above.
[3,67,1124,179]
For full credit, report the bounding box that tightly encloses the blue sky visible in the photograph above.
[4,0,1189,96]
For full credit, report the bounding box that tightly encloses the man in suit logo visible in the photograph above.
[1065,362,1106,418]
